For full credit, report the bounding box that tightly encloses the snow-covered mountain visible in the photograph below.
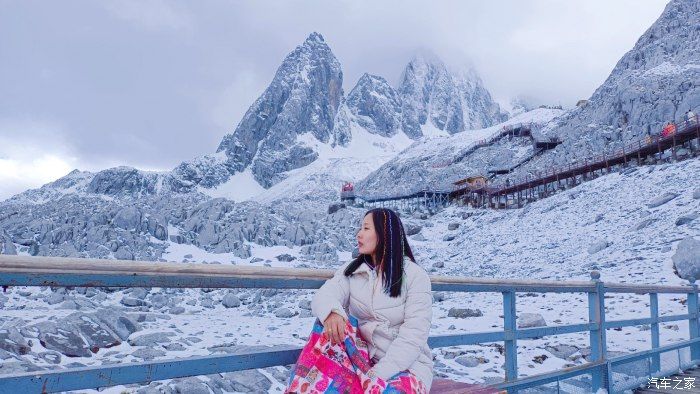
[2,0,697,264]
[356,0,700,196]
[215,32,349,189]
[578,0,700,133]
[494,0,700,182]
[212,36,506,190]
[399,53,507,138]
[0,31,509,262]
[345,73,403,137]
[1,4,700,392]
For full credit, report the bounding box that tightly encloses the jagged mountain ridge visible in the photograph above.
[359,0,700,195]
[0,31,506,262]
[216,32,348,189]
[6,32,505,204]
[399,54,507,138]
[494,0,700,182]
[345,73,403,137]
[212,34,506,190]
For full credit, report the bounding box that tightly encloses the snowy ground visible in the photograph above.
[2,156,697,393]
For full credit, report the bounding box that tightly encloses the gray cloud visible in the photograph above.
[0,0,669,200]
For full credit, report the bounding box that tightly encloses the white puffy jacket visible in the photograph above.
[311,259,434,391]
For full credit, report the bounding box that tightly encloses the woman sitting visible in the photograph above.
[286,208,433,393]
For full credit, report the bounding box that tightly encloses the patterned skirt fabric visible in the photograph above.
[286,315,427,394]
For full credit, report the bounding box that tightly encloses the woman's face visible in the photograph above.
[357,213,378,258]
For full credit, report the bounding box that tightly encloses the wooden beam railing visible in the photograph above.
[1,255,699,393]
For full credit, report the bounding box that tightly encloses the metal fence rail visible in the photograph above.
[1,255,699,393]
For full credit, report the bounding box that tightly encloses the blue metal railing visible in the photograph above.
[0,255,699,393]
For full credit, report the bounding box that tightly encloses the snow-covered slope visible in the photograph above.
[355,108,564,198]
[422,159,699,283]
[1,158,697,393]
[495,0,700,183]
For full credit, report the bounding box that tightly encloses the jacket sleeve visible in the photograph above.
[371,269,432,381]
[311,262,351,323]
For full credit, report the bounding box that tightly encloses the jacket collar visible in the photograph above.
[353,261,375,275]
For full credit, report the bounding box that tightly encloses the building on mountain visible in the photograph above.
[453,175,488,190]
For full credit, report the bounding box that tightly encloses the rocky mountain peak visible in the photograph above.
[398,52,506,138]
[303,31,326,46]
[346,73,402,137]
[533,0,699,169]
[215,32,345,188]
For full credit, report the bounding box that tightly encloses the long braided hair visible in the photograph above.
[344,208,415,297]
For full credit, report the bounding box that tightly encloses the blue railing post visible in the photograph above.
[503,290,518,386]
[687,281,700,362]
[588,271,608,392]
[650,293,661,373]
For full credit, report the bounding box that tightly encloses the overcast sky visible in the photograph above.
[0,0,669,201]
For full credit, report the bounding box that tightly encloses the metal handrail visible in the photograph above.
[1,255,699,393]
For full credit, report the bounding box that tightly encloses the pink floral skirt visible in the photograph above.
[286,315,427,393]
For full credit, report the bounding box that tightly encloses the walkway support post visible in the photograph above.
[650,293,660,373]
[688,281,700,362]
[503,290,518,385]
[673,132,678,161]
[588,271,608,392]
[637,140,642,165]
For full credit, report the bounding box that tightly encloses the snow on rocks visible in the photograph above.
[405,224,422,236]
[448,308,483,318]
[127,332,174,347]
[0,327,30,356]
[672,237,700,282]
[121,297,149,307]
[95,308,140,341]
[676,213,699,226]
[275,253,296,262]
[647,192,679,208]
[273,307,297,318]
[633,218,655,231]
[222,293,241,308]
[455,355,488,368]
[517,313,547,329]
[298,299,312,310]
[132,347,166,360]
[544,344,579,360]
[587,240,611,254]
[28,321,94,358]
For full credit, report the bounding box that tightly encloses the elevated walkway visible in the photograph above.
[341,123,535,212]
[344,116,700,212]
[454,116,700,209]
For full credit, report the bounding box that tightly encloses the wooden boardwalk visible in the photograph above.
[453,118,700,208]
[636,366,700,393]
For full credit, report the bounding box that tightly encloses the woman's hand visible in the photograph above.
[323,311,346,345]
